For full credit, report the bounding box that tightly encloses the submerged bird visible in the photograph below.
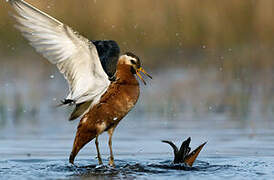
[7,0,152,166]
[162,137,206,167]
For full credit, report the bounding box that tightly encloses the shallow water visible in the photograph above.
[0,65,274,179]
[2,157,274,180]
[1,115,274,179]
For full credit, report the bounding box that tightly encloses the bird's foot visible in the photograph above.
[69,152,75,165]
[108,157,115,167]
[108,162,115,168]
[97,158,103,165]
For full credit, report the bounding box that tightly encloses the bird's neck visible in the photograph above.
[115,64,139,85]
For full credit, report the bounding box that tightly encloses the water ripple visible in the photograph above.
[1,157,274,179]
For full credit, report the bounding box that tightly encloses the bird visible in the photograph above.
[7,0,152,166]
[162,137,206,167]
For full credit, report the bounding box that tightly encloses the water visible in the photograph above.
[1,114,274,179]
[2,158,273,179]
[0,59,274,179]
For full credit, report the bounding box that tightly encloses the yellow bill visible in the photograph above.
[136,67,152,85]
[139,67,152,79]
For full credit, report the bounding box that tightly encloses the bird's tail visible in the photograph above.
[184,142,207,166]
[69,101,92,121]
[162,137,206,167]
[69,123,97,164]
[56,99,75,107]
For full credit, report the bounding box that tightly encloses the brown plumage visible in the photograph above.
[5,0,151,167]
[69,54,151,166]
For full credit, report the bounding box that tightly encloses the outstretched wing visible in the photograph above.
[161,140,178,154]
[179,137,191,159]
[8,0,110,105]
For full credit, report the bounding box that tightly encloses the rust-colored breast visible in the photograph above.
[80,64,140,134]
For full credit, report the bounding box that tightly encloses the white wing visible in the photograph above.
[8,0,110,104]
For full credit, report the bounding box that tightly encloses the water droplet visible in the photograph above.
[138,148,143,153]
[50,75,55,79]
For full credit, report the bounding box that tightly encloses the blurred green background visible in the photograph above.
[0,0,273,127]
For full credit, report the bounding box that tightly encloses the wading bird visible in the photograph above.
[7,0,152,166]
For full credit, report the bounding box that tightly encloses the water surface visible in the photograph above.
[0,66,274,179]
[1,115,274,179]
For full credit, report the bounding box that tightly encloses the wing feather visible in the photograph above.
[8,0,110,105]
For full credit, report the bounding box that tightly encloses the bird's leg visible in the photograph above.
[108,127,115,167]
[95,136,103,165]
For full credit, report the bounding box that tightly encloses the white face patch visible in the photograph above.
[120,55,137,65]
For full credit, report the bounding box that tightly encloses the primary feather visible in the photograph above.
[8,0,111,118]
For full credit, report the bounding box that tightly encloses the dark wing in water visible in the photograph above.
[92,40,120,80]
[179,137,191,160]
[162,137,206,167]
[162,140,179,154]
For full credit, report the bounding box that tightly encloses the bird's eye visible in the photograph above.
[130,60,137,65]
